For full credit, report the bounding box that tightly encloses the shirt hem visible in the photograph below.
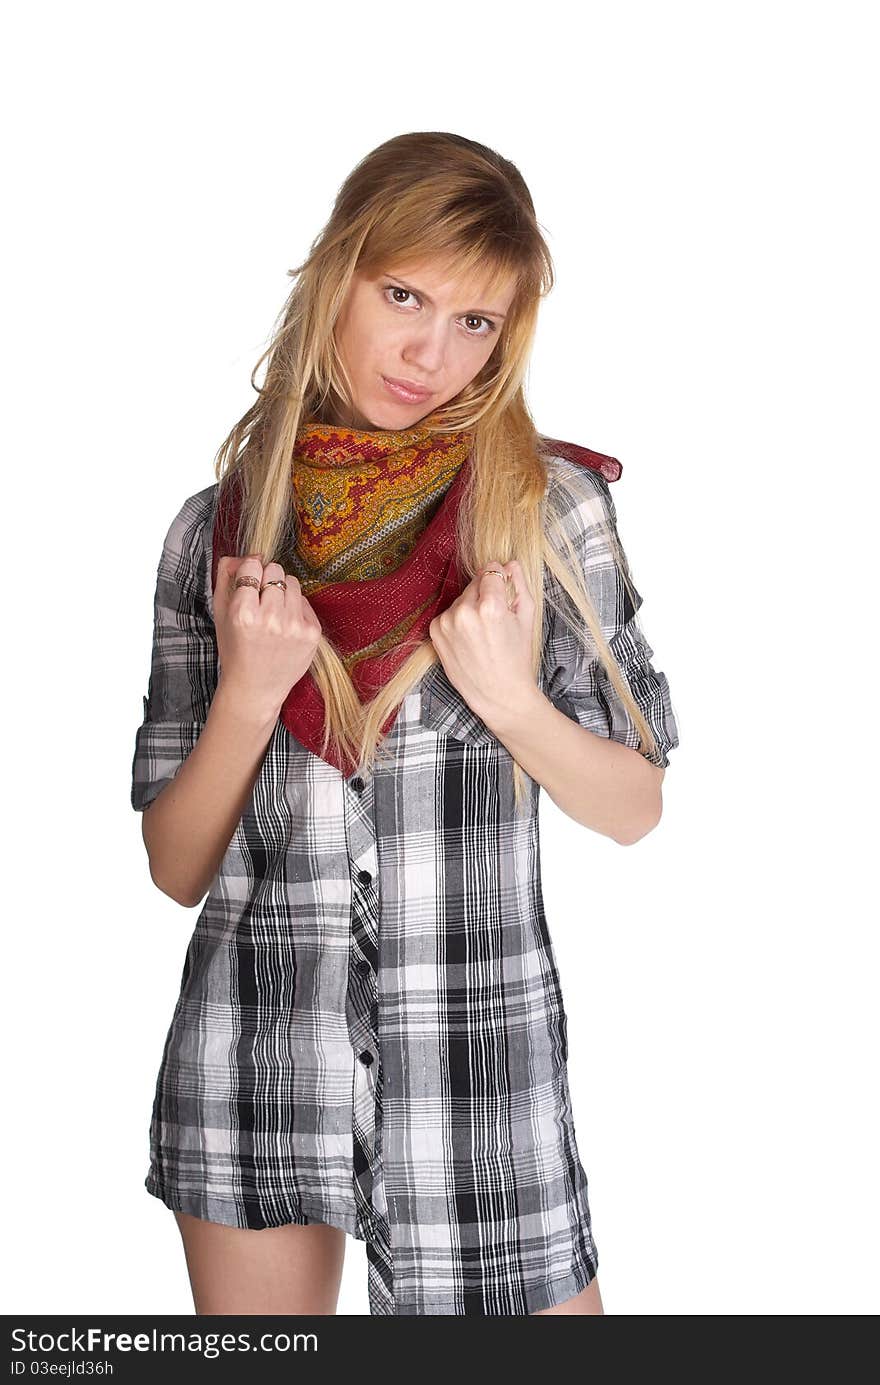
[388,1246,599,1315]
[144,1170,371,1243]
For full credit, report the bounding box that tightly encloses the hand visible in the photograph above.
[212,554,323,722]
[428,560,538,723]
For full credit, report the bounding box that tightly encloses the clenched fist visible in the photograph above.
[213,554,323,724]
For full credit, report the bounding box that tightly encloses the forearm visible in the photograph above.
[141,678,280,906]
[478,684,664,844]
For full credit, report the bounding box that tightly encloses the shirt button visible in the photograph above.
[357,869,372,885]
[358,1050,374,1066]
[350,776,365,792]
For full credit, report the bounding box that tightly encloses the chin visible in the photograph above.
[359,401,430,431]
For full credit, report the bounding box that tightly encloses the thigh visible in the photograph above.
[532,1276,605,1315]
[173,1210,347,1315]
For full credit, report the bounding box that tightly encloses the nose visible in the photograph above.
[401,320,448,376]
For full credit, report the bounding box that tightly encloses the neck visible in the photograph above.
[313,389,378,432]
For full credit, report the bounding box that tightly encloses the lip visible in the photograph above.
[382,374,433,403]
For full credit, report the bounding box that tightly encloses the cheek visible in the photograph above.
[373,324,414,371]
[341,305,384,361]
[452,340,495,388]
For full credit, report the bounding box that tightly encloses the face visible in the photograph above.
[326,258,517,430]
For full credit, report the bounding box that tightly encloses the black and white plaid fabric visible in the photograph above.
[131,454,680,1315]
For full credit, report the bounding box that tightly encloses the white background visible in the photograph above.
[3,0,876,1316]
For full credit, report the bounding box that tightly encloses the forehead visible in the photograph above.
[380,257,517,307]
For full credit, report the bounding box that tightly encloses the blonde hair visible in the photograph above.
[212,130,659,812]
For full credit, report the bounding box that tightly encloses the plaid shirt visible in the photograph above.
[131,454,680,1315]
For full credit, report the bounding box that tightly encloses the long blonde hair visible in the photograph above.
[212,130,659,811]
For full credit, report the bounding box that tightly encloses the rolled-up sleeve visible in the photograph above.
[541,458,681,769]
[131,485,219,812]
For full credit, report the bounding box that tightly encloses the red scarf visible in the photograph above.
[210,426,621,775]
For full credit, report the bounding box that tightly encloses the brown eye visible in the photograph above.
[383,285,415,307]
[462,314,496,337]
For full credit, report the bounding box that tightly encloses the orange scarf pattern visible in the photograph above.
[288,421,474,592]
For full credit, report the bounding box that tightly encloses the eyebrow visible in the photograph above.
[380,271,508,319]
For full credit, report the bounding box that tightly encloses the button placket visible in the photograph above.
[342,765,381,1233]
[346,864,379,1061]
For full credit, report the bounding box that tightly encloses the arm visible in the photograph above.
[142,681,279,906]
[479,684,664,845]
[498,458,680,840]
[131,488,276,907]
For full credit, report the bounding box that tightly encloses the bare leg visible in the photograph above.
[532,1275,604,1315]
[173,1210,347,1315]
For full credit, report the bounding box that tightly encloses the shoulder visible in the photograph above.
[158,483,219,570]
[542,453,620,555]
[541,451,643,634]
[155,484,219,617]
[162,483,218,547]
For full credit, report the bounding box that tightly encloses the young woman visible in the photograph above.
[131,130,680,1317]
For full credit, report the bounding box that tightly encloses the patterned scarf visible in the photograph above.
[287,420,473,590]
[210,421,621,775]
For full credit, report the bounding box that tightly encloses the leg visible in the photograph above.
[532,1275,604,1315]
[172,1210,347,1315]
